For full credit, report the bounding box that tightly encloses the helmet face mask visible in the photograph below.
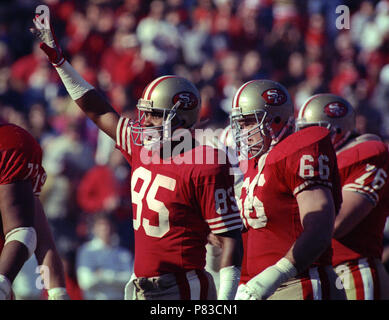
[231,110,274,159]
[130,76,201,149]
[296,94,355,150]
[230,80,294,159]
[131,101,183,149]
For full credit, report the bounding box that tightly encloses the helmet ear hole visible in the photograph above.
[274,116,281,124]
[336,127,342,134]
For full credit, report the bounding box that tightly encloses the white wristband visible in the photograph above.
[55,61,94,100]
[218,266,241,300]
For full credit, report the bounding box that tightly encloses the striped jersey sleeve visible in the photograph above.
[338,140,389,206]
[284,131,339,197]
[116,117,132,155]
[206,212,242,234]
[194,160,242,234]
[0,124,46,196]
[342,163,388,206]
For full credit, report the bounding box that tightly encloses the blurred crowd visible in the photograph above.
[1,0,389,299]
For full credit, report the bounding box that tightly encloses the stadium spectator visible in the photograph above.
[77,147,133,248]
[77,149,126,216]
[76,213,133,300]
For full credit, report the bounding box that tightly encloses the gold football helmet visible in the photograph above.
[296,93,356,149]
[131,75,201,147]
[230,79,294,158]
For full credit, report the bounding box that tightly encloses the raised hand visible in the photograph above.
[30,7,64,66]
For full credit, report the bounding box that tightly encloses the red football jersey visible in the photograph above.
[332,137,389,266]
[0,123,46,196]
[116,117,242,277]
[0,123,46,253]
[240,126,342,279]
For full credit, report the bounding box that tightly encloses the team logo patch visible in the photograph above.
[172,91,198,110]
[262,89,287,106]
[324,102,348,118]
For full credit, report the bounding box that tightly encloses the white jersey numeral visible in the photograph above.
[131,167,176,238]
[318,155,330,180]
[25,162,47,193]
[215,187,239,214]
[299,154,330,179]
[240,177,268,229]
[355,164,388,190]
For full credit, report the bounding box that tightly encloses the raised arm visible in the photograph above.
[30,9,119,140]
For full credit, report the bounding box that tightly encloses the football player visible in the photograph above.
[231,80,346,300]
[0,121,69,300]
[31,9,242,300]
[203,125,246,294]
[296,93,389,299]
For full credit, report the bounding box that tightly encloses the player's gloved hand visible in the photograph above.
[48,287,70,300]
[30,9,65,66]
[235,258,297,300]
[0,275,12,300]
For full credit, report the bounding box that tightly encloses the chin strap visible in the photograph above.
[163,101,182,141]
[333,130,352,150]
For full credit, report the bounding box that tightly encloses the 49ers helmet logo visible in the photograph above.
[262,89,287,106]
[324,102,347,118]
[172,91,198,110]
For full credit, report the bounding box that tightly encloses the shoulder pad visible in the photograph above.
[268,126,331,163]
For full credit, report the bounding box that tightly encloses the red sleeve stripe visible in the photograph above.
[293,180,332,196]
[206,213,240,223]
[116,117,131,155]
[208,218,243,230]
[343,183,378,205]
[211,222,242,234]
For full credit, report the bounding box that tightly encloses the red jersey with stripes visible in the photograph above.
[332,136,389,266]
[116,117,242,277]
[0,123,46,196]
[0,123,46,253]
[240,126,341,279]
